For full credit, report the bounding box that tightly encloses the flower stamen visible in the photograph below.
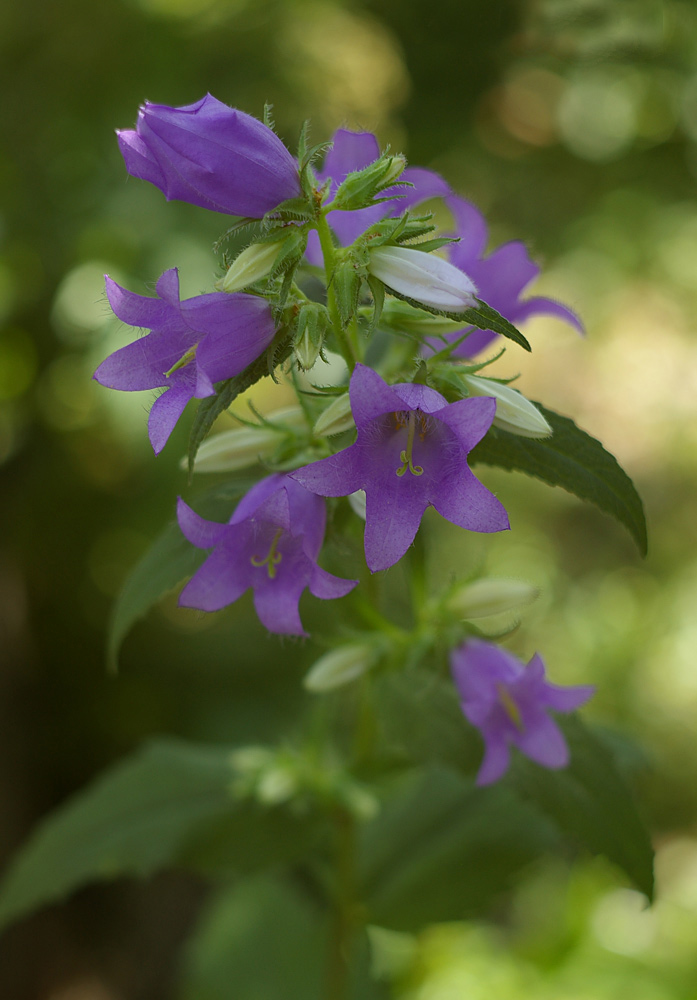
[496,682,524,731]
[251,528,284,578]
[396,411,424,477]
[164,346,197,378]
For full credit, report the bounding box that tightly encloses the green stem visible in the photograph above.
[326,806,357,1000]
[315,213,358,370]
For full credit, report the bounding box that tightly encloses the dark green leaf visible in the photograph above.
[0,740,235,931]
[188,336,293,474]
[179,874,388,1000]
[470,403,648,555]
[506,716,655,898]
[359,767,559,932]
[458,299,531,351]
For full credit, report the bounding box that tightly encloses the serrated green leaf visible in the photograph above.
[188,336,293,474]
[457,300,532,352]
[506,716,655,898]
[107,477,258,670]
[359,767,559,932]
[0,740,235,931]
[470,403,648,555]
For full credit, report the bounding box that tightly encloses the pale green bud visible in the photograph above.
[185,406,307,473]
[380,299,466,336]
[446,577,539,620]
[293,302,329,372]
[313,393,355,437]
[463,374,552,438]
[222,240,284,292]
[304,643,378,692]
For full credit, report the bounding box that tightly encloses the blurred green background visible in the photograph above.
[2,0,697,996]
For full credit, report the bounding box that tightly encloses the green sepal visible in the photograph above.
[470,403,648,555]
[366,275,385,335]
[293,302,331,370]
[333,256,364,327]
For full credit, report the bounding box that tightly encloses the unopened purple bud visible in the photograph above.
[117,94,302,218]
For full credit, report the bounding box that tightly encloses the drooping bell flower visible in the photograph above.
[451,638,594,785]
[439,195,584,357]
[94,268,276,453]
[117,94,302,218]
[177,475,357,636]
[291,365,509,572]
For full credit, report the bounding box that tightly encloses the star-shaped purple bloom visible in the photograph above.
[94,268,276,454]
[291,365,509,572]
[305,129,451,265]
[117,94,302,218]
[177,475,357,636]
[451,638,595,785]
[440,195,584,357]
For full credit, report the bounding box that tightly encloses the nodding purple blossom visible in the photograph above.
[440,195,584,358]
[291,365,509,572]
[451,638,594,785]
[117,94,302,218]
[177,475,357,636]
[94,268,276,454]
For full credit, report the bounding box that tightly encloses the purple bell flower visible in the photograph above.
[291,365,509,572]
[440,195,584,357]
[94,268,276,454]
[177,475,357,636]
[117,94,301,218]
[451,638,595,785]
[305,129,451,265]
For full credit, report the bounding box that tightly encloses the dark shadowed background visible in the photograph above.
[2,0,697,996]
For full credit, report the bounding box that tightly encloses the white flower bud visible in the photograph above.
[222,240,284,292]
[446,578,539,620]
[313,394,355,437]
[184,406,307,473]
[463,375,552,439]
[304,643,377,692]
[367,245,478,312]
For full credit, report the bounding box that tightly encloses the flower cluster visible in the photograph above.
[96,95,594,783]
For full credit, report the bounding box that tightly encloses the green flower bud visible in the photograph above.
[380,299,466,336]
[293,303,329,372]
[304,643,378,692]
[185,406,307,473]
[332,152,407,212]
[463,374,552,438]
[446,578,539,620]
[313,393,355,437]
[222,240,285,292]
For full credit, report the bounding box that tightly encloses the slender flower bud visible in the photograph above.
[293,303,329,372]
[313,394,355,437]
[463,375,552,438]
[304,643,378,692]
[445,578,539,620]
[222,241,285,293]
[367,245,478,312]
[117,94,301,218]
[185,406,307,473]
